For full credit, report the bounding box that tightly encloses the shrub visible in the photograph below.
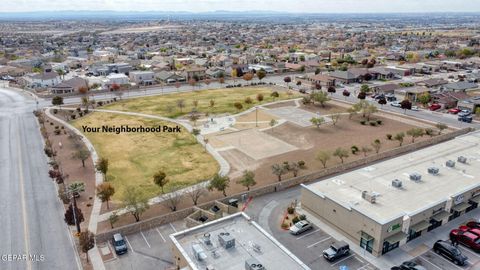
[55,126,59,129]
[351,145,359,154]
[97,101,103,106]
[386,134,393,140]
[281,222,289,229]
[79,112,83,117]
[299,214,307,220]
[76,107,81,112]
[244,97,253,104]
[53,109,58,114]
[297,160,306,168]
[54,129,61,135]
[71,114,76,119]
[369,121,377,126]
[84,109,89,114]
[292,216,300,224]
[50,122,54,125]
[113,98,117,102]
[233,102,243,110]
[287,206,295,214]
[256,93,264,102]
[360,120,366,125]
[61,126,64,129]
[376,120,382,125]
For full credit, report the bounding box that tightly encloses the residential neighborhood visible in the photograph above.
[1,2,480,270]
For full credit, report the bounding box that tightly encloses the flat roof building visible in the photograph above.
[170,212,310,270]
[301,131,480,257]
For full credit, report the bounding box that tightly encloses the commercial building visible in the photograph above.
[170,212,310,270]
[301,131,480,257]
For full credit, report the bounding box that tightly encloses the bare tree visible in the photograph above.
[186,186,206,206]
[164,185,183,212]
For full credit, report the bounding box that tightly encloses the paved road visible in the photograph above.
[0,87,81,270]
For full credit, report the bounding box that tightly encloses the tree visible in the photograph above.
[371,139,382,154]
[257,69,266,81]
[378,98,387,107]
[233,102,243,111]
[96,182,115,209]
[316,151,331,168]
[78,86,88,95]
[256,93,264,102]
[361,146,372,157]
[95,157,109,181]
[360,84,370,93]
[208,173,230,197]
[52,96,64,107]
[108,212,119,229]
[188,78,196,89]
[164,184,182,212]
[357,92,367,100]
[79,231,95,263]
[287,162,300,177]
[406,128,424,143]
[394,132,405,146]
[189,110,200,126]
[110,83,120,91]
[327,86,336,95]
[330,113,341,126]
[176,99,186,112]
[418,93,431,107]
[284,76,292,86]
[435,123,448,134]
[311,91,330,107]
[153,170,168,193]
[231,69,238,82]
[425,128,435,137]
[209,99,215,110]
[64,204,84,227]
[271,164,286,181]
[364,104,378,121]
[271,91,279,100]
[315,68,321,75]
[186,186,206,206]
[237,170,256,191]
[122,186,149,222]
[333,147,349,163]
[476,107,480,118]
[347,107,358,119]
[69,181,86,198]
[310,117,325,128]
[81,96,90,109]
[342,90,351,100]
[400,99,412,113]
[243,73,254,83]
[72,148,90,167]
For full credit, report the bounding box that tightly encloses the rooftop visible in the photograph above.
[304,131,480,224]
[170,212,310,270]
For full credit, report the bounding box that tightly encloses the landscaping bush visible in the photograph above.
[292,216,300,224]
[244,97,253,104]
[386,134,393,140]
[351,145,359,154]
[298,160,306,168]
[71,114,76,119]
[54,129,61,135]
[360,120,366,125]
[113,98,117,102]
[79,112,83,117]
[369,121,377,126]
[299,214,307,220]
[287,206,295,215]
[53,109,58,114]
[61,126,64,129]
[376,120,382,125]
[97,101,103,106]
[55,126,59,129]
[281,222,289,229]
[76,107,81,112]
[50,122,54,125]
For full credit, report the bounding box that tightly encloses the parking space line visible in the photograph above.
[331,254,354,267]
[170,223,177,233]
[354,256,364,264]
[296,229,321,239]
[140,231,151,248]
[107,242,118,260]
[156,228,167,242]
[356,263,369,270]
[427,251,464,270]
[419,255,443,270]
[457,245,480,259]
[124,236,135,253]
[307,236,332,248]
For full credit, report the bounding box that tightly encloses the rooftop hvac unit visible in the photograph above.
[361,191,376,203]
[218,232,235,249]
[409,172,422,182]
[458,156,467,164]
[428,167,440,175]
[203,233,212,246]
[192,244,207,261]
[446,160,456,168]
[245,258,265,270]
[392,179,402,188]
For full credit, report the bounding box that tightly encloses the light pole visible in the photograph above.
[66,184,85,235]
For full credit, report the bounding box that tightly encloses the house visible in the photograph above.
[369,67,395,80]
[457,96,480,112]
[182,66,206,81]
[328,70,360,84]
[416,78,448,88]
[25,71,60,88]
[385,66,411,77]
[0,65,25,77]
[443,82,479,92]
[49,77,88,94]
[394,86,430,102]
[206,67,226,78]
[129,71,155,85]
[432,92,471,109]
[372,83,401,94]
[248,64,274,74]
[307,74,336,88]
[106,73,129,86]
[155,71,186,84]
[285,62,304,71]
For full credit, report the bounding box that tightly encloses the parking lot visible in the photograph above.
[101,221,186,270]
[272,222,376,270]
[407,241,480,270]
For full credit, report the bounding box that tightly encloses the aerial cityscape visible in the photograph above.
[2,1,480,270]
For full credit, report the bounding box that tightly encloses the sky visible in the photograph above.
[0,0,479,13]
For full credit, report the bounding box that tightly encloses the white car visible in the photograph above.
[289,220,313,235]
[390,101,401,107]
[411,106,420,111]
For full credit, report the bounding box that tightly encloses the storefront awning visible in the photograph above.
[452,202,470,212]
[470,196,480,204]
[384,232,407,244]
[410,220,430,232]
[431,211,450,222]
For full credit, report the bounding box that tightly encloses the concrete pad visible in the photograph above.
[266,106,331,127]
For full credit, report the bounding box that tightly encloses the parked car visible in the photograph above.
[458,114,473,123]
[459,110,472,116]
[289,220,313,235]
[112,233,128,255]
[433,240,468,266]
[429,104,441,111]
[411,106,420,111]
[391,261,427,270]
[466,221,480,229]
[390,101,401,107]
[323,241,350,262]
[450,227,480,252]
[448,108,461,114]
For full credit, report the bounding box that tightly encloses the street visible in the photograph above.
[0,87,81,270]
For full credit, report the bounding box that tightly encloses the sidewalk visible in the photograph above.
[298,205,480,269]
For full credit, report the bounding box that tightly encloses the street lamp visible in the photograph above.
[65,184,85,235]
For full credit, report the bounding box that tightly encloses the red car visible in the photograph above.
[448,108,461,114]
[467,221,480,229]
[450,227,480,252]
[429,104,441,111]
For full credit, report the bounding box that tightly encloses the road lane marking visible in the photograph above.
[331,254,354,267]
[125,236,135,253]
[418,255,443,270]
[16,124,32,270]
[170,223,177,232]
[296,229,321,239]
[156,228,166,242]
[307,236,332,248]
[140,231,151,248]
